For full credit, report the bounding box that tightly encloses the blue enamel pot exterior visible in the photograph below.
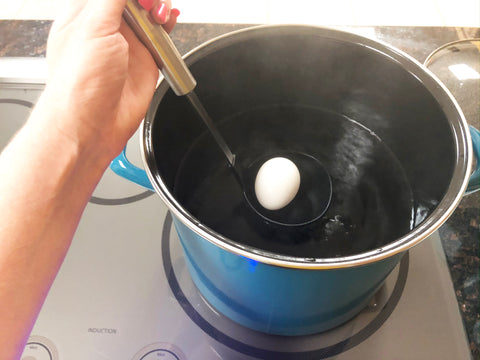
[173,217,403,335]
[111,25,478,335]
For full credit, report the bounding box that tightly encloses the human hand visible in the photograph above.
[41,0,179,163]
[0,4,182,357]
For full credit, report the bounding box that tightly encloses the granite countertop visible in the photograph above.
[1,20,479,358]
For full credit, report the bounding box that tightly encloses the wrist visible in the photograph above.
[31,86,117,172]
[18,94,113,201]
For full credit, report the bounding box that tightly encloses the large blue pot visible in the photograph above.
[112,25,479,335]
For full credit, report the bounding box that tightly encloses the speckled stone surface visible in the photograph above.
[1,20,479,358]
[0,20,51,56]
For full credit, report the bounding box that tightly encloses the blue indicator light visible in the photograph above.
[242,256,258,272]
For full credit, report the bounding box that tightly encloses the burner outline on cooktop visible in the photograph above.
[89,191,153,205]
[0,98,35,108]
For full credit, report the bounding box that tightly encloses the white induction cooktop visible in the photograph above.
[0,57,471,360]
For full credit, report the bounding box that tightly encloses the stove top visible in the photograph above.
[0,57,471,360]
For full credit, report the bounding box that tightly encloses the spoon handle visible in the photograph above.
[124,0,237,169]
[186,92,236,167]
[123,0,196,96]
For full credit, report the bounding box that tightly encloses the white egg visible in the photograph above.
[254,157,301,210]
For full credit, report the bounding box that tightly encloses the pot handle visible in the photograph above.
[466,125,480,194]
[110,148,155,191]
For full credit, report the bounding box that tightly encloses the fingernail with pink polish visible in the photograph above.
[170,8,180,19]
[151,2,169,24]
[138,0,154,11]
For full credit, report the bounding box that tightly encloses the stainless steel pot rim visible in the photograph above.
[142,24,473,270]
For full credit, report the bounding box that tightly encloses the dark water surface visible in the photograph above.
[174,104,415,258]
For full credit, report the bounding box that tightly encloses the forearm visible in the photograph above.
[0,92,110,359]
[0,0,167,356]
